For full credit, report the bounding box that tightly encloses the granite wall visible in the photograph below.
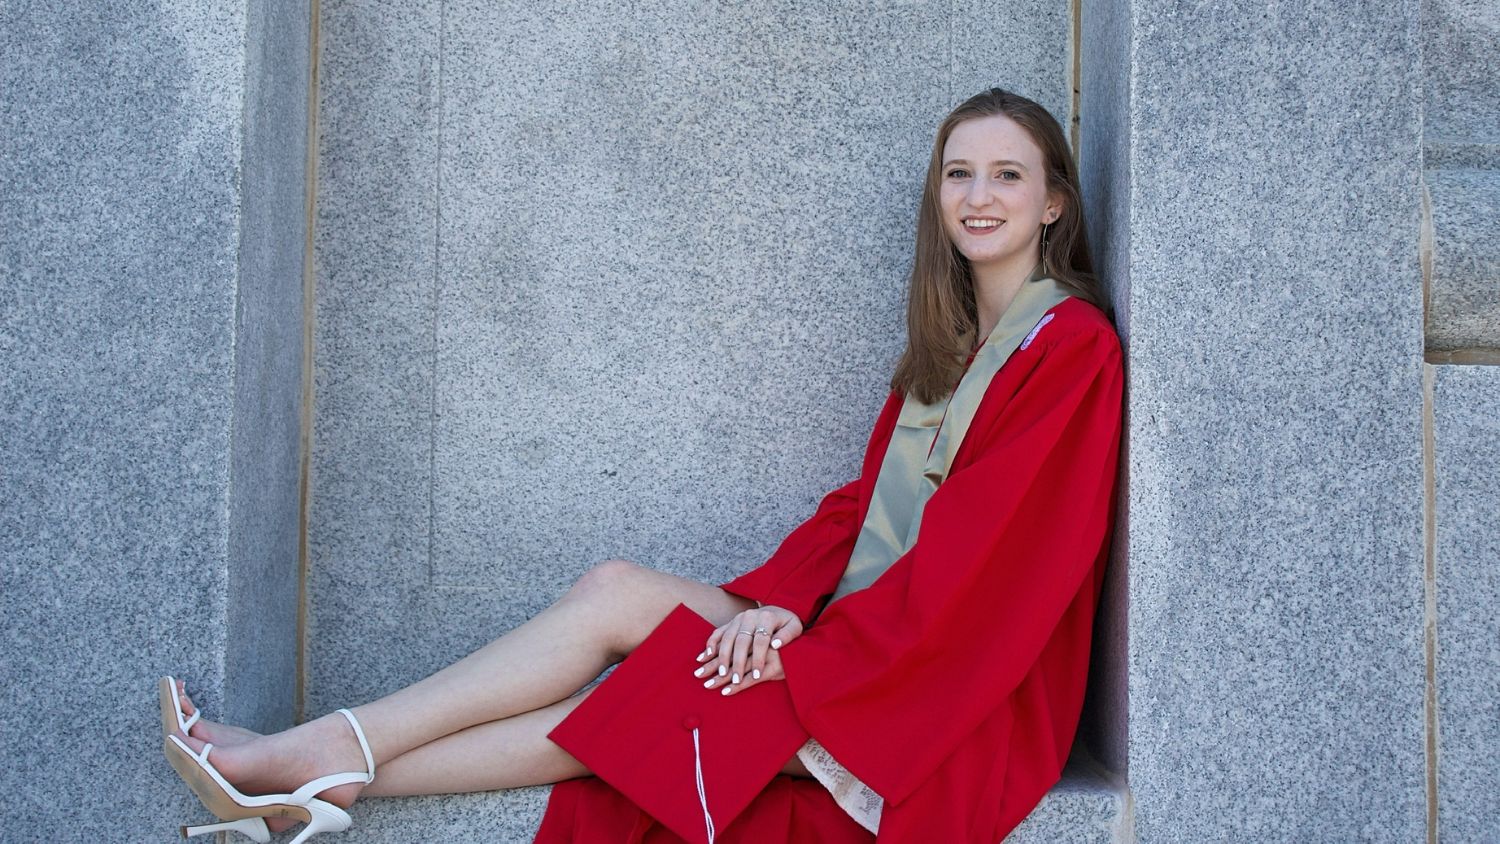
[1431,365,1500,842]
[1422,4,1500,840]
[0,1,309,839]
[1086,0,1430,839]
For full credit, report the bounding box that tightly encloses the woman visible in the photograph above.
[161,87,1123,844]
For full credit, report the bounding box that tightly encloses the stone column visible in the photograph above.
[1082,0,1428,838]
[1423,1,1500,838]
[1430,366,1500,841]
[0,1,310,837]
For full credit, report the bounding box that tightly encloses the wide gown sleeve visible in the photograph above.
[776,323,1124,807]
[717,393,902,626]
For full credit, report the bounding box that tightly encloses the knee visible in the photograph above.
[566,558,642,600]
[563,559,652,660]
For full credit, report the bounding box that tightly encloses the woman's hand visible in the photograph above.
[694,605,802,696]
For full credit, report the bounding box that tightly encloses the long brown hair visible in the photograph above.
[890,88,1107,404]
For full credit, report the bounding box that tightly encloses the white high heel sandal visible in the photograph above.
[164,707,377,844]
[161,677,271,842]
[159,676,201,737]
[180,818,272,843]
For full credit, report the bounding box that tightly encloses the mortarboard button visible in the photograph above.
[681,714,701,730]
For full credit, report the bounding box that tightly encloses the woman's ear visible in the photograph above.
[1045,194,1064,225]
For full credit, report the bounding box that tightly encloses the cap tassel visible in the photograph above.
[692,727,715,844]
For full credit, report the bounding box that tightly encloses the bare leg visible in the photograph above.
[175,677,816,801]
[363,686,815,797]
[173,560,766,811]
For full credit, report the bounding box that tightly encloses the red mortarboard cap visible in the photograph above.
[547,602,811,844]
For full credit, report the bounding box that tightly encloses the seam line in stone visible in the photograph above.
[427,0,448,587]
[295,0,323,726]
[1421,363,1439,844]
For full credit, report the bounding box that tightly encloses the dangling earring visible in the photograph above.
[1040,222,1050,272]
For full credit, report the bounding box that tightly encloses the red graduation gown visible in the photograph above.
[535,298,1124,844]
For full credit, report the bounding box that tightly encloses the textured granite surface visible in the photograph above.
[1077,0,1133,776]
[1431,365,1500,841]
[305,0,444,715]
[335,786,553,843]
[225,0,311,736]
[1120,1,1427,839]
[1422,0,1499,148]
[950,0,1071,132]
[305,1,1083,838]
[0,1,306,839]
[1005,765,1127,843]
[1426,171,1499,351]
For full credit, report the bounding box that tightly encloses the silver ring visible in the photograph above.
[736,631,754,637]
[754,627,769,635]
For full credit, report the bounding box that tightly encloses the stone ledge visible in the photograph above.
[1425,141,1500,171]
[1426,170,1500,352]
[246,764,1126,842]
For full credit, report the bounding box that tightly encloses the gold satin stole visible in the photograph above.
[829,267,1071,605]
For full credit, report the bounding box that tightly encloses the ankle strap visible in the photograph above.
[338,708,376,783]
[287,709,376,805]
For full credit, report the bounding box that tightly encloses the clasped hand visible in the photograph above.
[694,605,802,696]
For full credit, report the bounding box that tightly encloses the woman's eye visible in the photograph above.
[999,170,1020,181]
[946,168,969,179]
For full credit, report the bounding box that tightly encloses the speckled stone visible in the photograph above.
[339,787,553,844]
[1114,1,1427,839]
[224,0,311,736]
[1077,0,1133,776]
[1005,764,1127,844]
[1422,0,1499,149]
[1426,171,1500,352]
[0,0,308,839]
[1431,364,1500,841]
[304,0,443,717]
[428,0,947,593]
[950,0,1072,131]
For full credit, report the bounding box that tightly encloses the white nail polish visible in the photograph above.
[753,669,761,680]
[694,667,705,677]
[772,639,782,648]
[732,672,740,684]
[720,687,731,695]
[718,665,726,677]
[703,678,715,688]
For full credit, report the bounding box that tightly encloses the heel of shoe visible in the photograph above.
[285,800,353,844]
[181,816,271,843]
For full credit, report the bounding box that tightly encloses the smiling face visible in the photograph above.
[938,113,1061,279]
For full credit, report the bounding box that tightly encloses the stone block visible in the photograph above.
[226,0,311,736]
[1431,364,1500,841]
[322,766,1119,843]
[1078,0,1134,776]
[305,0,443,715]
[1107,1,1427,838]
[1422,0,1499,148]
[332,787,552,844]
[1004,765,1126,843]
[1426,171,1500,352]
[1,0,307,838]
